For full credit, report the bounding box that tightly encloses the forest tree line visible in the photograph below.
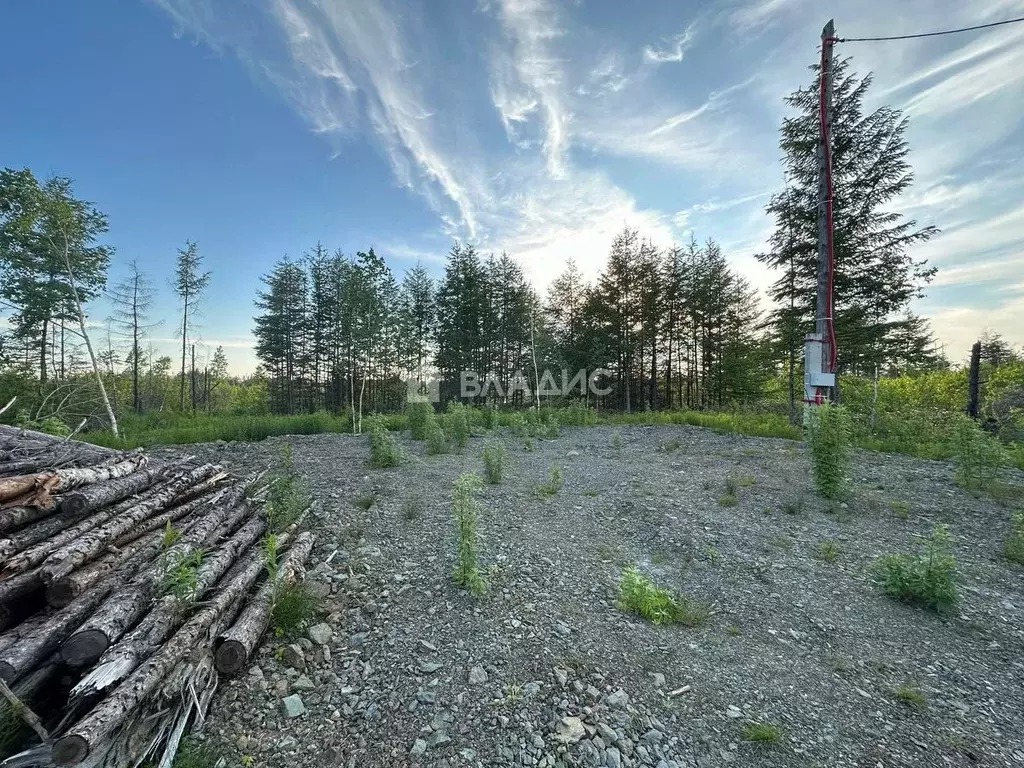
[1,53,1014,432]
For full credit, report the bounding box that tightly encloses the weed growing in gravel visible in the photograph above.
[815,540,841,563]
[482,405,499,430]
[1004,511,1024,565]
[724,476,739,496]
[742,721,784,746]
[402,495,424,521]
[426,422,449,455]
[718,493,738,507]
[271,581,322,637]
[538,466,563,496]
[482,440,508,484]
[725,625,741,636]
[355,491,376,511]
[738,475,757,487]
[369,417,402,467]
[582,489,600,497]
[662,440,681,452]
[872,524,958,613]
[951,414,1007,492]
[407,401,434,440]
[445,402,471,452]
[542,413,561,439]
[612,431,623,450]
[618,567,709,626]
[265,444,311,533]
[806,404,852,500]
[890,500,910,519]
[783,495,804,515]
[523,437,535,452]
[894,685,927,711]
[452,474,487,595]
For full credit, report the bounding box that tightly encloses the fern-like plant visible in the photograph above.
[452,474,487,595]
[482,440,507,484]
[806,404,852,500]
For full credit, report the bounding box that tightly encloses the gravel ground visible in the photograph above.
[167,424,1024,768]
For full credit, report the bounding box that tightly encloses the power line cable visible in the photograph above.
[838,15,1024,42]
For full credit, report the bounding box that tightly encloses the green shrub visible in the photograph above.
[950,414,1007,491]
[482,440,507,484]
[542,413,560,439]
[426,423,449,455]
[718,494,738,507]
[369,418,402,468]
[452,474,487,595]
[618,566,709,626]
[872,524,958,613]
[407,401,434,441]
[611,431,623,450]
[402,494,424,521]
[806,404,852,500]
[538,466,563,496]
[1005,511,1024,565]
[445,402,471,451]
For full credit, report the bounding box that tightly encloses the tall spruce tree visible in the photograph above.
[757,58,938,380]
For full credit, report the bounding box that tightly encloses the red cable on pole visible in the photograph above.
[819,36,838,374]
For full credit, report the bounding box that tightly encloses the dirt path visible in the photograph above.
[180,424,1024,768]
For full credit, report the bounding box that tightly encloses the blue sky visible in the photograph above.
[2,0,1022,373]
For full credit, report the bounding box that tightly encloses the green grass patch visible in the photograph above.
[453,474,487,595]
[814,539,840,563]
[894,685,927,711]
[718,494,738,507]
[618,566,709,626]
[741,721,784,746]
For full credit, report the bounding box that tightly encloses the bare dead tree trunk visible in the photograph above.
[53,231,119,437]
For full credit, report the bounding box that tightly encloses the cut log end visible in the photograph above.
[214,639,246,675]
[47,579,76,608]
[59,494,89,516]
[61,629,110,668]
[0,660,15,684]
[52,734,90,766]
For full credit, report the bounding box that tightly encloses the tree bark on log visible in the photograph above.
[0,580,114,684]
[58,462,168,516]
[0,455,147,509]
[0,505,57,536]
[36,464,222,584]
[216,531,314,674]
[0,567,43,604]
[0,507,95,564]
[60,484,244,666]
[52,533,314,766]
[1,478,171,578]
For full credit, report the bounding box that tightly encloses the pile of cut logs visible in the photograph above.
[0,425,314,767]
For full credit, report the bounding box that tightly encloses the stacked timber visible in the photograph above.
[0,425,315,767]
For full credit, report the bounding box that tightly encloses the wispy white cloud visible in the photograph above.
[643,26,695,64]
[148,0,1024,360]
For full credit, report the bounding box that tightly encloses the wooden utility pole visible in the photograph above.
[804,19,837,416]
[815,19,835,389]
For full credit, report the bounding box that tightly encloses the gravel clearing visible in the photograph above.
[162,424,1024,768]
